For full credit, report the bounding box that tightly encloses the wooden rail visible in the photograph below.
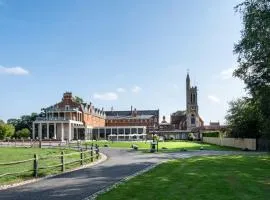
[0,147,99,179]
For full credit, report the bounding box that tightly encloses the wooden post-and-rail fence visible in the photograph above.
[0,148,99,179]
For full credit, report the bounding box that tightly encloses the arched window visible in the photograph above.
[191,114,195,124]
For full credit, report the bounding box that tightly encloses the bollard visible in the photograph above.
[33,154,38,177]
[90,146,93,162]
[61,151,65,172]
[80,148,83,166]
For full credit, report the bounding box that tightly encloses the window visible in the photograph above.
[65,105,70,110]
[191,114,195,124]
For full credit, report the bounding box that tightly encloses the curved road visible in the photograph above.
[0,149,253,200]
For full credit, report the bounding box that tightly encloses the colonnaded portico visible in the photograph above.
[32,119,84,141]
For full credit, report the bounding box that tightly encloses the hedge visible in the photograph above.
[202,132,220,137]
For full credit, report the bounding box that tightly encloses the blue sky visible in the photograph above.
[0,0,245,124]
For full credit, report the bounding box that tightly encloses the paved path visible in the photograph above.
[0,149,259,200]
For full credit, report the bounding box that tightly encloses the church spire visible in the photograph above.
[186,71,190,110]
[186,71,190,89]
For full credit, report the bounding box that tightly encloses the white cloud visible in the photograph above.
[220,67,235,80]
[93,92,118,101]
[208,95,220,103]
[116,88,126,93]
[0,66,29,75]
[131,85,142,93]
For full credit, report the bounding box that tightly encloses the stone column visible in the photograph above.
[54,123,56,139]
[116,127,119,141]
[68,122,71,141]
[32,123,35,139]
[98,128,100,140]
[39,123,42,139]
[61,123,64,141]
[47,123,49,139]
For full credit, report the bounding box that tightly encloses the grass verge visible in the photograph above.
[0,147,97,185]
[83,140,238,152]
[97,154,270,200]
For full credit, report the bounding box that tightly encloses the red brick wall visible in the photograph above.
[83,113,105,127]
[105,118,154,127]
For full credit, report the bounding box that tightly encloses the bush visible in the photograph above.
[188,133,195,141]
[202,132,220,138]
[0,123,15,139]
[16,128,30,139]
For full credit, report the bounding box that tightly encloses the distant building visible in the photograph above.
[159,116,173,131]
[105,107,159,131]
[203,121,227,131]
[170,73,204,131]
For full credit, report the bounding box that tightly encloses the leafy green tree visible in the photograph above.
[16,128,30,139]
[226,98,262,138]
[234,0,270,93]
[74,96,84,104]
[230,0,270,138]
[7,113,38,132]
[0,123,15,139]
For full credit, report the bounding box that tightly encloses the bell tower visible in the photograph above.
[186,73,200,130]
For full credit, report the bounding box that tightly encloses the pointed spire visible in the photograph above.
[186,69,190,81]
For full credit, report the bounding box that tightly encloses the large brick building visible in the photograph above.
[105,107,159,130]
[33,93,154,141]
[33,92,105,141]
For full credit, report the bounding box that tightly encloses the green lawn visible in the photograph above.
[98,155,270,200]
[83,140,238,152]
[0,147,97,185]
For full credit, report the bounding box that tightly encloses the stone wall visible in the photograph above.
[203,137,256,150]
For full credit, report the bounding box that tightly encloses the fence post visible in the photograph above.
[90,146,93,162]
[85,143,88,151]
[61,151,65,172]
[33,154,38,178]
[80,148,83,166]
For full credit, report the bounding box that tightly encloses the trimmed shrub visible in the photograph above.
[202,132,220,138]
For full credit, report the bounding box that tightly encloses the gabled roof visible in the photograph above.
[171,110,186,116]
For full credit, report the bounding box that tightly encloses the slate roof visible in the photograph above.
[105,110,159,117]
[106,115,154,120]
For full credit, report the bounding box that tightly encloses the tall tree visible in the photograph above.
[74,96,84,104]
[231,0,270,138]
[234,0,270,93]
[226,98,262,138]
[7,113,38,132]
